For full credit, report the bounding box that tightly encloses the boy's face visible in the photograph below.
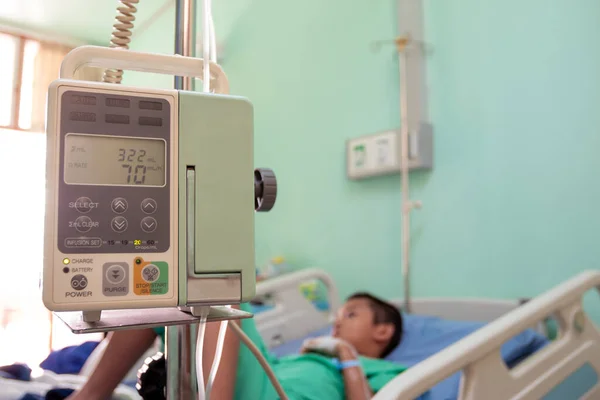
[332,298,378,353]
[332,297,397,358]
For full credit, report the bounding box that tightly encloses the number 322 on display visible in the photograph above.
[118,148,147,184]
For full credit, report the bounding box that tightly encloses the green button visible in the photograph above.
[143,261,168,295]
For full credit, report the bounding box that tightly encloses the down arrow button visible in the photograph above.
[141,217,158,233]
[111,216,128,233]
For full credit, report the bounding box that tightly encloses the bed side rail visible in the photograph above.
[373,270,600,400]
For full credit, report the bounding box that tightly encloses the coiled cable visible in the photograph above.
[103,0,140,84]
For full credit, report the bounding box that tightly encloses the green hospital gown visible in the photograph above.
[154,303,406,400]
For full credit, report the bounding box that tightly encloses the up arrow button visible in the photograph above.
[141,198,157,215]
[111,198,128,214]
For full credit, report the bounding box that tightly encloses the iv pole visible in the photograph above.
[398,36,412,314]
[395,0,428,315]
[166,0,198,398]
[393,36,422,315]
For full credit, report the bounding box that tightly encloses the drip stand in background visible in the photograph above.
[370,0,429,314]
[369,0,429,315]
[396,35,422,314]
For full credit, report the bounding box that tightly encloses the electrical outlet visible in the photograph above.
[348,140,368,172]
[346,123,433,180]
[373,131,397,169]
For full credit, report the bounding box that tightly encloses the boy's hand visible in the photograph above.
[301,336,357,358]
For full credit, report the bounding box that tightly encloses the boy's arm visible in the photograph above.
[338,344,374,400]
[66,328,158,400]
[301,337,374,399]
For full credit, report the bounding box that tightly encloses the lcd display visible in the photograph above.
[64,133,166,186]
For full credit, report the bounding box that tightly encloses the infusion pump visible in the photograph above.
[42,46,277,322]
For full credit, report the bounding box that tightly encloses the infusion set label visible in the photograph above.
[134,259,168,295]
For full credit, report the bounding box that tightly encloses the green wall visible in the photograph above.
[124,0,600,314]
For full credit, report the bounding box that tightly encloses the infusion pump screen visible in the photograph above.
[64,133,166,186]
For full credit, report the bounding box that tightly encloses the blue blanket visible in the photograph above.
[39,341,100,375]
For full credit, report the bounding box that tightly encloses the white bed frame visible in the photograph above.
[254,268,341,348]
[253,268,600,400]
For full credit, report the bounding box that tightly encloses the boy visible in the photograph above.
[67,292,406,400]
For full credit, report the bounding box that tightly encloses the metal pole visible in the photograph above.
[397,0,427,314]
[398,46,411,314]
[174,0,196,91]
[167,0,197,399]
[166,323,198,399]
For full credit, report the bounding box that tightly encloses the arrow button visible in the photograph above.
[111,197,128,214]
[141,216,158,233]
[111,216,128,233]
[141,198,157,215]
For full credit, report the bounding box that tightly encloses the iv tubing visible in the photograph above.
[209,14,217,63]
[229,322,289,400]
[198,1,217,398]
[199,0,228,396]
[197,3,210,399]
[205,310,230,399]
[201,0,211,91]
[195,308,210,400]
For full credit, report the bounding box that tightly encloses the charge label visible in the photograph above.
[134,260,168,295]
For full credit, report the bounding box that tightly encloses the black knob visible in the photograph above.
[255,168,277,212]
[136,352,167,400]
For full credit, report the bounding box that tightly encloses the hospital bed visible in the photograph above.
[252,268,600,400]
[3,268,598,399]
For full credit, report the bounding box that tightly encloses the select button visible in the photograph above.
[74,197,96,213]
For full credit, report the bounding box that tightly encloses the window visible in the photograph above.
[0,32,103,368]
[0,33,40,131]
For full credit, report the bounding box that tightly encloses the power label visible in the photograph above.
[133,259,168,296]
